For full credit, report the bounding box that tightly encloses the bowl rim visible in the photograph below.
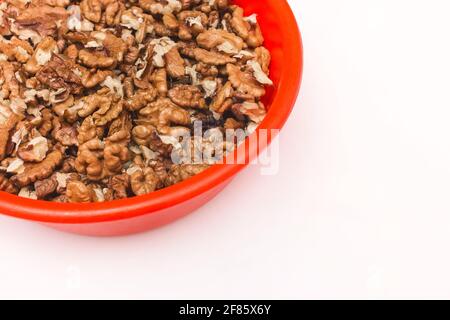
[0,0,303,224]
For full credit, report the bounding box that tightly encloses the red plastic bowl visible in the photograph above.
[0,0,303,236]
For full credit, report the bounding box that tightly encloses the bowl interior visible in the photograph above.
[0,0,303,223]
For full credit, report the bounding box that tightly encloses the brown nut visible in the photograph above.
[66,180,96,203]
[168,85,206,109]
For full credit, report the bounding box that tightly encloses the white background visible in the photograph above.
[1,0,450,299]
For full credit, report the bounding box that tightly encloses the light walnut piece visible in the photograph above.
[0,61,20,99]
[11,150,63,187]
[164,47,185,78]
[226,63,265,98]
[130,167,160,196]
[254,46,271,74]
[17,136,49,162]
[101,32,127,63]
[74,138,105,181]
[66,180,96,203]
[0,36,33,63]
[229,6,263,48]
[232,101,267,124]
[24,36,59,74]
[80,0,124,25]
[81,69,113,88]
[150,68,168,96]
[139,0,182,15]
[54,125,78,146]
[177,10,208,40]
[15,5,69,38]
[92,95,123,126]
[166,163,210,186]
[139,98,190,134]
[125,87,158,111]
[78,49,116,69]
[196,29,244,53]
[35,0,71,7]
[193,48,236,66]
[210,81,233,113]
[77,116,98,145]
[104,129,130,175]
[132,125,172,157]
[168,85,206,109]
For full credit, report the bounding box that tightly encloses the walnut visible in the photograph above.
[210,81,233,113]
[108,172,129,199]
[196,29,244,53]
[80,0,124,25]
[77,116,98,145]
[0,105,19,161]
[66,180,96,203]
[0,61,20,99]
[11,150,63,187]
[125,87,157,111]
[101,32,127,63]
[74,138,105,181]
[139,0,182,15]
[130,167,160,196]
[103,129,130,175]
[0,37,33,63]
[132,125,172,157]
[15,5,69,38]
[164,47,185,78]
[39,0,71,7]
[81,69,113,88]
[54,125,78,146]
[79,89,123,125]
[38,108,53,136]
[34,174,58,199]
[36,54,83,95]
[224,117,244,130]
[229,7,263,48]
[166,163,209,186]
[168,84,206,109]
[0,173,19,194]
[232,101,267,124]
[18,136,49,162]
[162,12,179,30]
[255,46,271,74]
[139,98,190,134]
[193,48,236,65]
[150,68,168,96]
[177,10,208,40]
[52,95,74,116]
[92,96,123,126]
[226,63,265,98]
[78,49,116,69]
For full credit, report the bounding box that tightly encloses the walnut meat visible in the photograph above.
[0,0,273,202]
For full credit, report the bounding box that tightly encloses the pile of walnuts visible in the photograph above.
[0,0,273,203]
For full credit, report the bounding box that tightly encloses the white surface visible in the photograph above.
[1,0,450,299]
